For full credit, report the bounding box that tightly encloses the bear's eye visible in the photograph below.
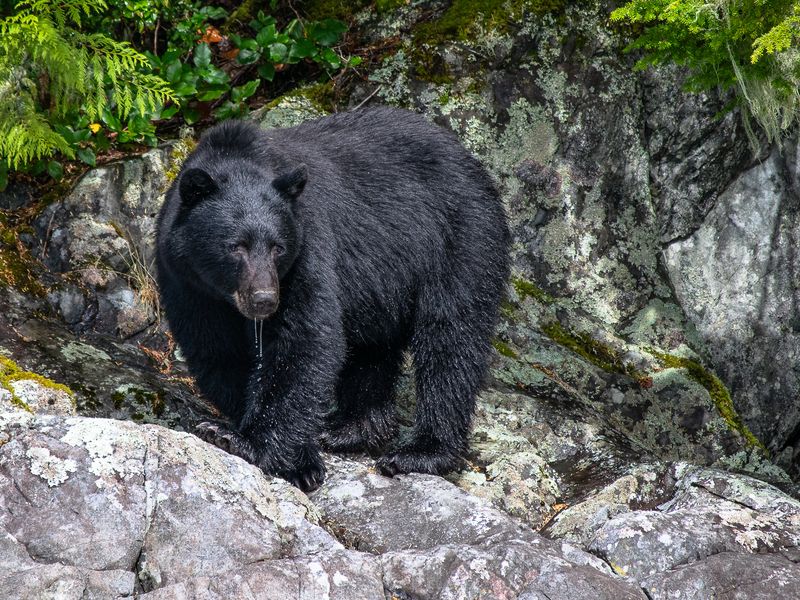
[230,243,248,255]
[273,244,286,256]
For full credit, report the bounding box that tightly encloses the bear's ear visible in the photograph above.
[273,164,308,200]
[179,167,218,206]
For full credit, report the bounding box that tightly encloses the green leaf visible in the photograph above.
[214,101,237,120]
[194,43,212,69]
[256,24,277,47]
[200,6,227,19]
[165,60,183,83]
[231,79,260,103]
[348,55,363,67]
[308,19,347,46]
[237,48,262,65]
[237,38,259,50]
[269,42,288,63]
[74,128,92,142]
[289,38,317,60]
[285,19,302,39]
[76,147,96,166]
[159,105,179,119]
[200,66,229,85]
[197,85,229,101]
[0,163,8,192]
[257,62,276,81]
[47,161,63,180]
[319,47,341,68]
[250,13,276,32]
[173,81,198,97]
[182,107,201,124]
[101,108,123,132]
[54,124,77,145]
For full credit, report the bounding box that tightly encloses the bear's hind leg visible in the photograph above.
[376,300,492,477]
[321,347,403,453]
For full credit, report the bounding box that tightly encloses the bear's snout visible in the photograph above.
[250,289,278,317]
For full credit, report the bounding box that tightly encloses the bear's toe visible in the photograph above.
[195,421,257,463]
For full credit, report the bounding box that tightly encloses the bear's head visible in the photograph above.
[173,162,307,320]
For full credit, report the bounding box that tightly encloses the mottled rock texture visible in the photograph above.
[0,413,643,599]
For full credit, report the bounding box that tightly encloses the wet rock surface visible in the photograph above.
[1,0,800,598]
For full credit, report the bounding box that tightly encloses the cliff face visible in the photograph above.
[2,1,800,598]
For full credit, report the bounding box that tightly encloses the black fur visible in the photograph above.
[156,108,510,492]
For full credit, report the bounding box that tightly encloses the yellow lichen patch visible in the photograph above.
[0,355,75,412]
[511,275,555,304]
[164,137,198,184]
[646,349,767,453]
[492,338,519,359]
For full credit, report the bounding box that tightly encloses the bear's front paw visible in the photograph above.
[376,445,465,477]
[277,444,327,493]
[195,421,258,463]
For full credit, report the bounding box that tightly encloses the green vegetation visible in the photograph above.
[0,0,176,170]
[411,0,565,82]
[611,0,800,149]
[0,212,46,295]
[492,339,520,359]
[511,276,555,304]
[0,0,359,188]
[647,349,766,451]
[414,0,564,45]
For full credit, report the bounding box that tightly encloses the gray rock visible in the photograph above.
[382,538,647,600]
[665,144,800,464]
[312,456,644,599]
[0,413,343,597]
[33,145,173,338]
[139,551,384,600]
[587,465,800,579]
[641,552,800,600]
[311,455,528,553]
[644,65,754,243]
[0,414,657,599]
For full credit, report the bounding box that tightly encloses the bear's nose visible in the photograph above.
[251,290,278,313]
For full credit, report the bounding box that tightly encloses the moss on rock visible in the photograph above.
[512,276,555,304]
[542,322,650,386]
[646,349,767,452]
[0,355,75,412]
[164,138,198,184]
[0,211,46,296]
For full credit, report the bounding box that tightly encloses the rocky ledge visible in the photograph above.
[2,407,799,599]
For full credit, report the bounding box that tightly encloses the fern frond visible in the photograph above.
[0,0,176,168]
[0,77,73,168]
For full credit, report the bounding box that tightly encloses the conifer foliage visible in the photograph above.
[0,0,176,169]
[612,0,800,150]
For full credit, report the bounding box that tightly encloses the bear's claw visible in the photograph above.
[280,445,327,493]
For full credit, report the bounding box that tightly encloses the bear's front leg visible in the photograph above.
[237,298,344,493]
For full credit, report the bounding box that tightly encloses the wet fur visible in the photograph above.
[156,108,510,491]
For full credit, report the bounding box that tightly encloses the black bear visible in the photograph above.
[156,108,509,492]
